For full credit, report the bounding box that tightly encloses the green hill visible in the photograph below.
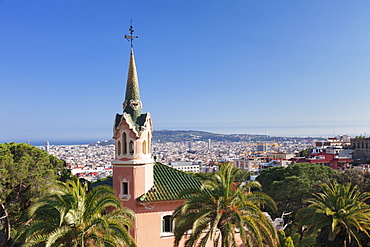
[91,130,319,145]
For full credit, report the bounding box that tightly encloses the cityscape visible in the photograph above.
[41,132,370,183]
[2,1,370,246]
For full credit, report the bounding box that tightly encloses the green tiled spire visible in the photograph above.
[123,48,142,123]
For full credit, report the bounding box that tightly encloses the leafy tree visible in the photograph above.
[333,170,370,194]
[17,177,136,247]
[0,143,65,246]
[298,149,309,157]
[173,163,278,247]
[256,163,338,218]
[297,183,370,247]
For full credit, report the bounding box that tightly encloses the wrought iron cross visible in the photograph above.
[124,19,138,47]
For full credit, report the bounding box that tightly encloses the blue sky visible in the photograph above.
[1,1,370,144]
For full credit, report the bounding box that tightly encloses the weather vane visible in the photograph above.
[124,18,138,47]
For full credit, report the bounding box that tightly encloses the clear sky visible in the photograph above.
[1,0,370,144]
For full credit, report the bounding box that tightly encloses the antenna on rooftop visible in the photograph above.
[124,18,138,47]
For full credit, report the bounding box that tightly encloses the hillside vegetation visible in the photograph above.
[93,130,320,145]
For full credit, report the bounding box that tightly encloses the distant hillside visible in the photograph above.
[152,130,317,143]
[91,130,321,145]
[153,130,246,142]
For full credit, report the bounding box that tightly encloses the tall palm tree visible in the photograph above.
[297,182,370,247]
[18,177,136,247]
[173,163,278,247]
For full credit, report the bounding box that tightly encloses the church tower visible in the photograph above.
[112,27,153,210]
[111,24,205,247]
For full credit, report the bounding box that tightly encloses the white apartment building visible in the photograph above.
[169,161,200,173]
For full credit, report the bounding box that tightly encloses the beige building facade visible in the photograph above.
[351,137,370,163]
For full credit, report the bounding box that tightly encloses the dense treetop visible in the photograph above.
[256,163,339,217]
[0,143,66,246]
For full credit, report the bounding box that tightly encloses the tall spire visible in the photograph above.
[123,48,142,121]
[123,20,143,128]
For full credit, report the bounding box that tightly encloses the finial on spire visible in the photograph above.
[124,18,138,48]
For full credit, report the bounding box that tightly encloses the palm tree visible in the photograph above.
[297,182,370,247]
[277,229,315,247]
[18,177,136,247]
[173,162,278,247]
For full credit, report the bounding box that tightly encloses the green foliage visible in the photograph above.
[233,168,251,183]
[173,163,278,247]
[0,142,65,245]
[256,163,338,217]
[297,183,370,247]
[90,176,113,189]
[278,231,295,247]
[17,177,136,247]
[278,229,315,247]
[298,149,308,157]
[333,170,370,194]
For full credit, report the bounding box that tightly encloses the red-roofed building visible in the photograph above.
[290,152,352,170]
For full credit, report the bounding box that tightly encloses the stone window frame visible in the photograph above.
[119,176,131,201]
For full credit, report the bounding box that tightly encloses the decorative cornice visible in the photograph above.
[121,112,151,138]
[112,160,154,166]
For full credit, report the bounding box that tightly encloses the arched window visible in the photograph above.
[129,141,134,155]
[142,140,147,154]
[162,215,173,233]
[147,132,151,154]
[117,141,121,156]
[122,133,127,154]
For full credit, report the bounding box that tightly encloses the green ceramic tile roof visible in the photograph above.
[114,113,122,129]
[123,49,142,123]
[138,163,202,202]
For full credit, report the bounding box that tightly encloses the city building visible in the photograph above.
[312,135,352,157]
[234,158,260,173]
[45,141,50,153]
[169,161,200,173]
[256,142,267,152]
[351,137,370,164]
[290,152,353,170]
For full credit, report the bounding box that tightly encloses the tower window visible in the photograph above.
[123,133,127,154]
[122,182,128,195]
[162,215,173,233]
[120,180,130,200]
[142,140,147,154]
[117,141,121,156]
[129,141,134,155]
[148,132,151,154]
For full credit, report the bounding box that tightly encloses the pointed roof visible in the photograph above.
[118,48,148,133]
[123,48,142,123]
